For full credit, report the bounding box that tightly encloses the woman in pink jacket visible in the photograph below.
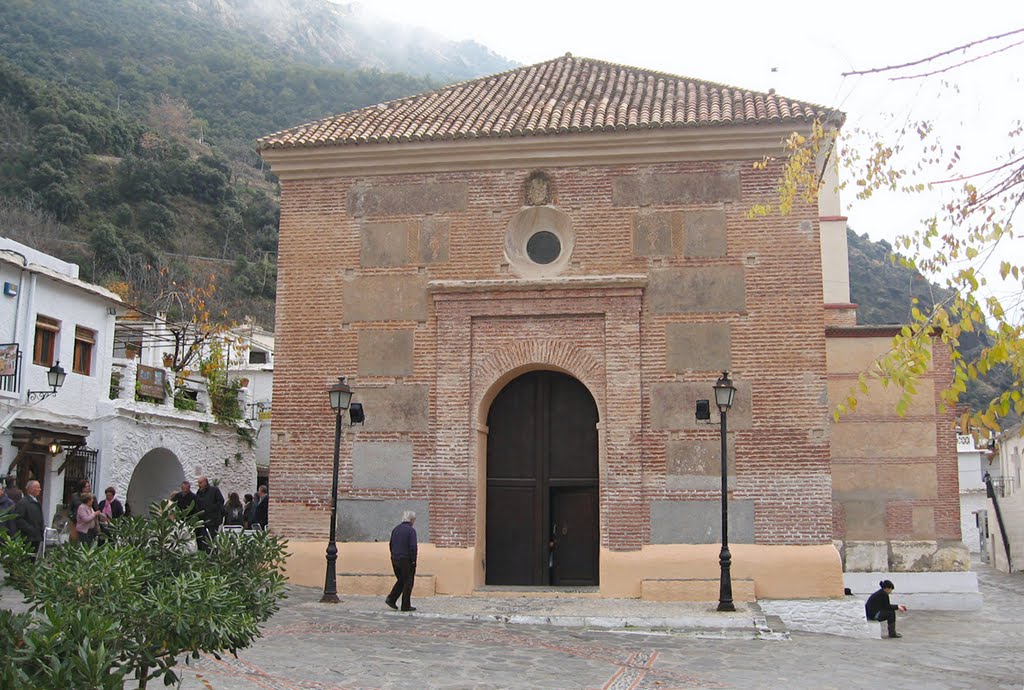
[75,493,107,546]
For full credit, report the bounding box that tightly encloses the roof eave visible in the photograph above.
[260,121,828,180]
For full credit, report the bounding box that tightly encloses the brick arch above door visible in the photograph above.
[473,339,605,424]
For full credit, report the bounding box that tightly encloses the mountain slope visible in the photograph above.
[181,0,517,81]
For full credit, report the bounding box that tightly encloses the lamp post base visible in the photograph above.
[319,593,341,604]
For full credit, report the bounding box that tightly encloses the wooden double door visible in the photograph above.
[485,371,599,586]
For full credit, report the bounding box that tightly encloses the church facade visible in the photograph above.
[259,56,965,600]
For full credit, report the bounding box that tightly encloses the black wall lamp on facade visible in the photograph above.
[28,362,67,402]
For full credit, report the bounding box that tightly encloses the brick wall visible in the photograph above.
[269,157,835,548]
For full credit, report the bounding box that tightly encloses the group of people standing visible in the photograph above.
[67,480,125,545]
[170,478,268,551]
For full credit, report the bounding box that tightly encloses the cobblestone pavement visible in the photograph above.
[173,565,1024,690]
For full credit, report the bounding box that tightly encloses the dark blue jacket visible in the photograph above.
[389,521,417,561]
[0,493,16,536]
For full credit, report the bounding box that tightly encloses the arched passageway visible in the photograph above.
[126,448,185,517]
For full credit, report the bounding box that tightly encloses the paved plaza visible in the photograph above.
[3,565,1021,688]
[168,565,1024,690]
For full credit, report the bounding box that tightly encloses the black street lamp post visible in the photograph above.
[713,371,737,612]
[321,376,354,604]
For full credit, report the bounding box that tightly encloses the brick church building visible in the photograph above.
[258,56,966,600]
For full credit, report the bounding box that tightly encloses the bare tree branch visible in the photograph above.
[892,38,1024,80]
[841,27,1024,76]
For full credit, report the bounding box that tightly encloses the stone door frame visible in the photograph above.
[430,276,645,587]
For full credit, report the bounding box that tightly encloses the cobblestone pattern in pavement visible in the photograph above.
[171,565,1024,690]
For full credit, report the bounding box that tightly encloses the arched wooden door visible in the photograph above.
[485,371,599,586]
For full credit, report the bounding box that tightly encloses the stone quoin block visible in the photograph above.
[632,211,680,257]
[611,171,741,206]
[353,384,430,432]
[649,267,746,314]
[832,463,938,501]
[335,499,430,542]
[418,217,450,264]
[682,209,728,258]
[360,221,413,267]
[666,437,736,490]
[665,323,731,372]
[347,182,469,217]
[650,380,753,431]
[342,274,428,323]
[831,422,937,458]
[351,442,414,489]
[357,329,414,377]
[841,500,888,540]
[649,499,755,544]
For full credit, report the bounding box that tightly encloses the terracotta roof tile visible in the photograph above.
[258,54,842,150]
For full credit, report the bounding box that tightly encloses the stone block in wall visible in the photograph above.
[666,438,735,490]
[665,323,731,372]
[611,171,741,206]
[336,499,429,542]
[826,378,936,416]
[649,267,745,314]
[632,211,680,257]
[650,380,752,430]
[843,541,889,571]
[352,442,414,489]
[357,330,414,377]
[343,274,428,322]
[354,384,429,432]
[683,210,727,258]
[347,182,468,217]
[832,463,937,500]
[361,221,413,267]
[911,506,936,539]
[649,499,755,544]
[418,217,449,264]
[889,540,969,572]
[841,500,887,540]
[831,422,937,458]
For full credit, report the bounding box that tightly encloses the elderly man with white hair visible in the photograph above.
[385,510,418,612]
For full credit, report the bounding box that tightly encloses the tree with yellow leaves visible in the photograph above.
[756,27,1024,432]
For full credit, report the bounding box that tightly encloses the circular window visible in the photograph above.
[526,231,561,264]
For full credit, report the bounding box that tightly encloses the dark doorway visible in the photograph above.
[485,370,599,586]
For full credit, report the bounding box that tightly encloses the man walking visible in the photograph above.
[385,510,418,612]
[194,476,224,552]
[14,480,43,559]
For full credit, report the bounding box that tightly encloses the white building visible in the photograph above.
[0,238,122,526]
[0,237,257,528]
[956,433,993,554]
[989,424,1024,572]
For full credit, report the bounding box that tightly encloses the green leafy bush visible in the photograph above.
[0,502,288,689]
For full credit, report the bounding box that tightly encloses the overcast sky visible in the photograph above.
[362,0,1024,299]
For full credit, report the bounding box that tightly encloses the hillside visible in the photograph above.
[0,0,510,323]
[181,0,516,81]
